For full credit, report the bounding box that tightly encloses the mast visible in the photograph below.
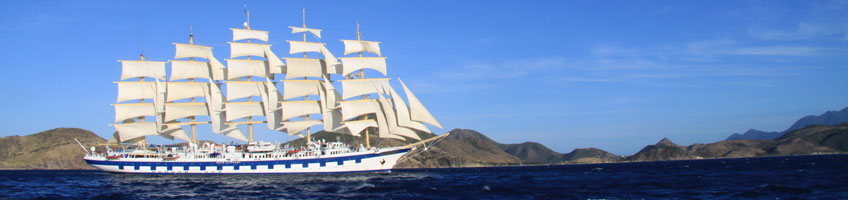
[283,8,336,145]
[338,21,435,144]
[139,52,147,148]
[356,21,371,149]
[224,5,286,143]
[189,26,197,144]
[113,49,190,146]
[303,8,311,143]
[246,9,254,142]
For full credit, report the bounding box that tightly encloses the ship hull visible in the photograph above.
[84,148,410,174]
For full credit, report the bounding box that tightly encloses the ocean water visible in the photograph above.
[1,154,846,199]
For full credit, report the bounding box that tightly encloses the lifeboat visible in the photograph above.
[287,149,301,154]
[106,155,122,159]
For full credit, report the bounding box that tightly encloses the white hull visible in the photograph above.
[84,147,410,174]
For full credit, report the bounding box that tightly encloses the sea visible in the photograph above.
[1,154,846,199]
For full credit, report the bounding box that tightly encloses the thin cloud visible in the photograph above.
[734,46,818,56]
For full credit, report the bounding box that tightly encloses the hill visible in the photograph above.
[561,148,622,163]
[395,129,522,168]
[0,128,104,169]
[3,122,846,170]
[726,107,848,140]
[496,142,563,163]
[635,122,848,161]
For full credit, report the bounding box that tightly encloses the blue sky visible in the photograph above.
[1,1,847,155]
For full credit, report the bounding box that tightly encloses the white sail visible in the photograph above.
[174,43,212,59]
[207,83,225,111]
[319,80,344,132]
[320,45,341,72]
[164,103,209,121]
[113,122,190,142]
[341,40,381,56]
[263,79,283,131]
[372,104,404,140]
[170,60,212,81]
[116,82,156,103]
[226,59,268,79]
[290,26,322,39]
[154,79,167,129]
[230,42,268,58]
[282,80,321,100]
[162,126,192,142]
[264,48,285,74]
[228,42,284,75]
[388,86,431,133]
[377,97,421,140]
[339,100,380,121]
[113,122,159,142]
[399,78,442,128]
[340,78,390,100]
[320,80,342,109]
[226,81,265,101]
[343,120,376,136]
[340,57,387,76]
[199,82,247,142]
[280,101,322,121]
[232,28,269,42]
[165,82,208,102]
[289,41,324,54]
[284,58,324,79]
[119,61,166,81]
[282,120,322,135]
[288,41,340,69]
[225,102,265,121]
[174,43,227,80]
[114,103,154,122]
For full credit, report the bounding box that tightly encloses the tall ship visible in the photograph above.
[81,9,449,174]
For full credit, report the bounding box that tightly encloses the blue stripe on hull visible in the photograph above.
[85,148,409,172]
[102,169,393,175]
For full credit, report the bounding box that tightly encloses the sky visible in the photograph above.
[1,1,847,155]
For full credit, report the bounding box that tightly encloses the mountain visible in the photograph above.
[627,138,694,162]
[726,107,848,140]
[726,129,780,140]
[785,107,848,133]
[4,123,846,170]
[496,142,563,163]
[561,148,622,163]
[0,128,104,169]
[640,122,848,160]
[396,129,523,168]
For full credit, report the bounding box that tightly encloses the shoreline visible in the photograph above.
[5,153,839,171]
[393,153,847,170]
